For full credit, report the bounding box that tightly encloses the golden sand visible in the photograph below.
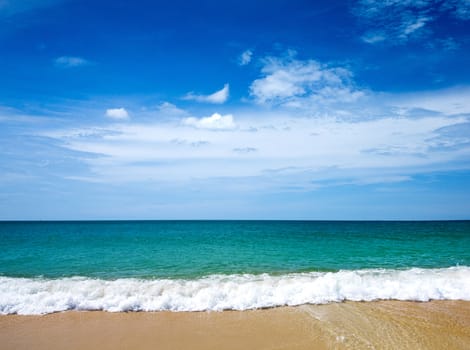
[1,301,469,350]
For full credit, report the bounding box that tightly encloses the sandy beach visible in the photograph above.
[1,300,469,350]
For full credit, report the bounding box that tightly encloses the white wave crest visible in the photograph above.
[1,267,469,315]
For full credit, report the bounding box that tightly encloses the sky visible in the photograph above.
[1,0,470,220]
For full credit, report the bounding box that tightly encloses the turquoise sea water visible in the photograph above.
[1,221,469,278]
[1,220,469,314]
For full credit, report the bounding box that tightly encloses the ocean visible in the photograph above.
[1,220,469,314]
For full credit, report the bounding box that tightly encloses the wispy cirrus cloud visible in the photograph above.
[39,108,470,185]
[183,84,229,104]
[353,0,470,45]
[360,32,386,44]
[446,0,470,20]
[54,56,90,68]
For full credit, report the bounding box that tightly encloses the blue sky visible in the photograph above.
[1,0,470,220]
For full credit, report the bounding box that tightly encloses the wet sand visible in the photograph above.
[1,301,469,350]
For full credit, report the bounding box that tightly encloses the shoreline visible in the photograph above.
[3,266,469,314]
[1,300,470,349]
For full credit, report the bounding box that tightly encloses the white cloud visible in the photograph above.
[183,113,236,130]
[54,56,90,68]
[353,0,470,45]
[23,81,469,191]
[42,108,470,185]
[250,54,363,107]
[156,102,188,116]
[238,50,253,65]
[105,108,129,120]
[183,84,229,104]
[361,32,386,44]
[390,86,470,115]
[400,16,429,37]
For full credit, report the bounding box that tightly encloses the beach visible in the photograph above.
[1,301,469,350]
[2,221,469,348]
[2,0,470,347]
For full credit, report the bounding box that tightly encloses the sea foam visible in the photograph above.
[1,267,469,315]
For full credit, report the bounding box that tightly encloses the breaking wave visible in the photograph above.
[1,267,469,315]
